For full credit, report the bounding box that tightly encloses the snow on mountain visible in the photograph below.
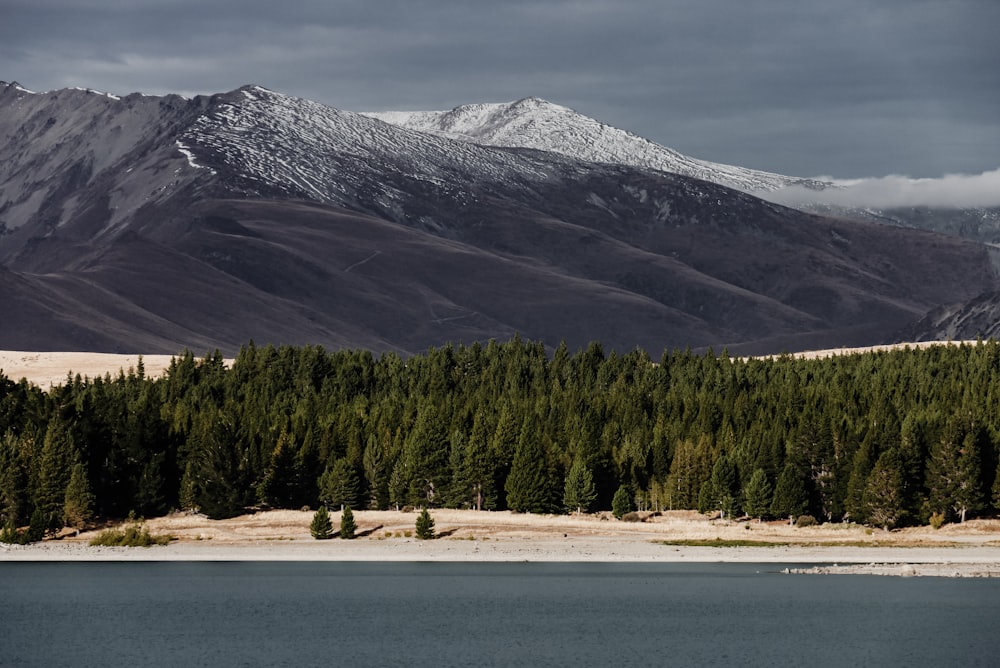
[365,97,831,194]
[179,86,590,221]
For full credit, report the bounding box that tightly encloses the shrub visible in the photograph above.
[89,522,171,547]
[929,512,946,530]
[794,515,817,528]
[415,508,435,540]
[310,506,333,540]
[0,518,26,545]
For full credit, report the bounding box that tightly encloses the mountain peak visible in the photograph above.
[367,98,828,193]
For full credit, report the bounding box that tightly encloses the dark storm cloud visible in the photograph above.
[3,0,997,179]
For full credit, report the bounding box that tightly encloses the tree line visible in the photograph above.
[2,337,1000,540]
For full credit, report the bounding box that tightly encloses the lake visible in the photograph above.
[2,562,998,666]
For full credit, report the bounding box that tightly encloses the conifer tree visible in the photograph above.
[257,431,304,509]
[63,462,94,530]
[0,431,29,527]
[709,455,740,519]
[319,459,360,511]
[24,506,46,543]
[770,463,808,523]
[563,457,597,514]
[363,434,388,510]
[339,506,356,539]
[402,403,450,506]
[926,420,985,523]
[863,448,907,530]
[35,420,76,532]
[993,458,1000,513]
[505,419,556,514]
[743,468,773,520]
[415,507,435,539]
[612,484,633,519]
[310,505,333,540]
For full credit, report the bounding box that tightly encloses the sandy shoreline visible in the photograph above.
[3,509,999,575]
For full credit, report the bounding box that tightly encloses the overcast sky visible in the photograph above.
[2,0,997,180]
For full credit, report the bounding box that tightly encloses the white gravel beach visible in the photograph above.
[3,509,999,576]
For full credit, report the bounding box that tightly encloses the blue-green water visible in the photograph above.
[2,562,998,667]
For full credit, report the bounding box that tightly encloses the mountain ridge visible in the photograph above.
[364,97,831,194]
[1,80,995,355]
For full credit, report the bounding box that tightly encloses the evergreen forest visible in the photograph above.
[3,338,1000,541]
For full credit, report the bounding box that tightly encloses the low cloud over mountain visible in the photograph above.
[764,168,1000,210]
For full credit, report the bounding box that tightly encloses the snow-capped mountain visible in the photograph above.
[364,97,830,194]
[0,81,994,356]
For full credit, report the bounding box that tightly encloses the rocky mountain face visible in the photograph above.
[1,81,995,356]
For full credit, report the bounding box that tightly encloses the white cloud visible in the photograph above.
[762,168,1000,209]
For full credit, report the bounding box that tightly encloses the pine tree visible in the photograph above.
[35,420,76,531]
[24,506,46,543]
[926,417,986,523]
[339,506,357,539]
[415,507,435,539]
[743,468,773,521]
[709,455,740,519]
[257,431,304,509]
[563,457,597,514]
[504,420,555,514]
[363,434,388,510]
[993,457,1000,513]
[319,459,360,511]
[612,484,633,519]
[62,462,94,530]
[0,431,29,527]
[770,463,808,523]
[310,506,333,540]
[863,448,907,530]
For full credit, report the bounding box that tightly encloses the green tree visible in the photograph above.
[743,468,773,520]
[256,431,305,509]
[563,457,597,514]
[0,431,29,527]
[993,457,1000,513]
[62,462,94,530]
[340,506,357,539]
[770,463,808,523]
[183,412,250,520]
[415,507,435,539]
[926,420,985,523]
[319,459,360,511]
[24,506,47,543]
[504,420,556,514]
[35,420,76,531]
[863,448,907,530]
[363,434,389,510]
[310,506,333,540]
[612,484,633,519]
[709,455,740,519]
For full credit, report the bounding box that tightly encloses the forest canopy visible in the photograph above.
[2,338,999,540]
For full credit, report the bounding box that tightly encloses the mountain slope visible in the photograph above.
[0,81,994,355]
[364,98,830,193]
